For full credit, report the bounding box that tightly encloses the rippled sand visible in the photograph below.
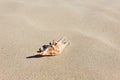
[0,0,120,80]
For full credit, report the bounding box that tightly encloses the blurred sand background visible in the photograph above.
[0,0,120,80]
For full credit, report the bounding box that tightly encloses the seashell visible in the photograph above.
[36,37,70,56]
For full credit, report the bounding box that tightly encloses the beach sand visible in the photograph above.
[0,0,120,80]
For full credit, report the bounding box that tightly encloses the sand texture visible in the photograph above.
[0,0,120,80]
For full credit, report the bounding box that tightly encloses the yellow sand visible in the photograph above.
[0,0,120,80]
